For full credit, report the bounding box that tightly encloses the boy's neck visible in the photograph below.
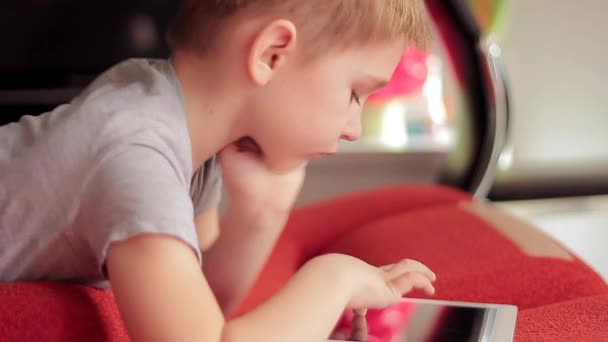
[171,51,245,170]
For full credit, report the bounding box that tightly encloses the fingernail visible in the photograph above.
[354,308,368,316]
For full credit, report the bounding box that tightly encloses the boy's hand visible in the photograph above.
[353,258,436,309]
[219,137,306,218]
[309,255,436,310]
[205,137,306,316]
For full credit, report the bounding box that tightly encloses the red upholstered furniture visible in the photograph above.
[1,185,607,341]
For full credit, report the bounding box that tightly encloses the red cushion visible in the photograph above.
[321,205,608,309]
[0,282,127,342]
[237,185,471,314]
[0,185,605,341]
[515,294,608,342]
[239,186,607,313]
[238,185,608,340]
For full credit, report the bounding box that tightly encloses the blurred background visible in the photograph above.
[0,0,606,278]
[494,0,608,281]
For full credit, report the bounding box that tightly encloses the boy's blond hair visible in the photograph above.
[168,0,431,56]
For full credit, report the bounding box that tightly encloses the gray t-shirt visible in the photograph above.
[0,59,222,288]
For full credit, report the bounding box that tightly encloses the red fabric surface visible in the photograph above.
[238,186,607,314]
[0,185,605,341]
[236,185,471,314]
[515,294,608,342]
[0,282,127,341]
[320,205,608,310]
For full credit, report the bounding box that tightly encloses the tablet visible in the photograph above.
[328,298,518,342]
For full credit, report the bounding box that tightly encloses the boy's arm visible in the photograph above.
[198,204,289,317]
[200,139,305,317]
[106,234,353,342]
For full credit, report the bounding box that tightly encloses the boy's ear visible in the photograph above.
[248,19,297,86]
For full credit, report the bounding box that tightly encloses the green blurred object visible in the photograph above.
[469,0,509,34]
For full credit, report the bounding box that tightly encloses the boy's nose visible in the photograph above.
[340,113,362,142]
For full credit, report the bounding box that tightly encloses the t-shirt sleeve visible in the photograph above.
[81,144,201,273]
[190,154,223,214]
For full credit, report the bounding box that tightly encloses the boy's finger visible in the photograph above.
[386,259,436,282]
[380,263,396,272]
[354,308,368,316]
[330,331,347,340]
[349,314,368,342]
[218,143,239,156]
[391,272,434,296]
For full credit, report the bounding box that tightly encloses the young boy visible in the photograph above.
[0,1,436,340]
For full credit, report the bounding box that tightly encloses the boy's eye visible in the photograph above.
[350,91,361,105]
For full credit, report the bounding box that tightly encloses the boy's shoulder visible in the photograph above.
[78,58,183,111]
[61,58,190,148]
[1,58,190,174]
[75,58,191,159]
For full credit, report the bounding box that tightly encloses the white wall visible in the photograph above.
[499,0,608,175]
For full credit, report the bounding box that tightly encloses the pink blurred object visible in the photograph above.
[334,301,416,342]
[368,47,430,104]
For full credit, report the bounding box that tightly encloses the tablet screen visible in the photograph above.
[329,299,517,342]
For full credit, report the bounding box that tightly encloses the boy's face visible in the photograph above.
[246,39,405,173]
